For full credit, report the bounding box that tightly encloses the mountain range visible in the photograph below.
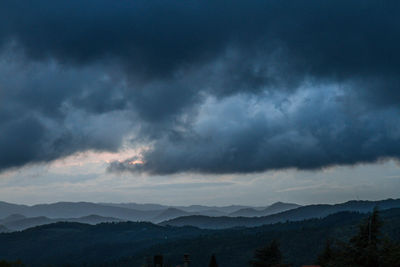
[230,202,301,217]
[1,198,399,231]
[161,198,400,229]
[0,200,299,230]
[0,214,122,232]
[0,207,399,267]
[100,203,252,213]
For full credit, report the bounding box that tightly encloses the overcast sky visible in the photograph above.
[0,0,400,205]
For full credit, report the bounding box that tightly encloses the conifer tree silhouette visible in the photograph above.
[209,254,218,267]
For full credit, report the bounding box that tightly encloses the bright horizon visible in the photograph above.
[1,154,399,206]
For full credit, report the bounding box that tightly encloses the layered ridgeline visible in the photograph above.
[0,201,298,231]
[1,199,399,231]
[0,214,123,232]
[161,198,400,229]
[0,201,161,222]
[0,208,399,267]
[229,202,301,217]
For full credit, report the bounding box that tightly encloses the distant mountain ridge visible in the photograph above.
[0,214,26,224]
[175,205,252,213]
[152,208,229,223]
[229,202,301,217]
[161,198,400,229]
[0,214,123,231]
[1,199,399,231]
[98,203,167,211]
[153,208,190,223]
[0,201,268,225]
[0,201,159,222]
[99,202,253,214]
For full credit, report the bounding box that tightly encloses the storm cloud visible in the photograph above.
[1,0,400,174]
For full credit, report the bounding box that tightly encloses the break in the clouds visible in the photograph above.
[0,0,400,174]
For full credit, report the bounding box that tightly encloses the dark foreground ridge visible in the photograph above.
[0,208,400,266]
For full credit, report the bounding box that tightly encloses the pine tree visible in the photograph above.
[209,254,218,267]
[381,238,400,267]
[249,240,282,267]
[315,207,400,267]
[317,240,333,266]
[349,207,382,267]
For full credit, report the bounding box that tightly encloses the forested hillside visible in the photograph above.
[0,208,399,266]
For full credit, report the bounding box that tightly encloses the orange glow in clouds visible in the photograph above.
[128,159,144,165]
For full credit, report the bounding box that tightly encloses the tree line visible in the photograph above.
[249,208,400,267]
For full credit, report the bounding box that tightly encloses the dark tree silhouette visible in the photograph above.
[0,260,24,267]
[209,254,218,267]
[317,208,400,267]
[317,240,333,266]
[348,207,382,267]
[381,238,400,267]
[250,240,282,267]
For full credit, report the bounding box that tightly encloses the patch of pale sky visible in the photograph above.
[0,152,400,205]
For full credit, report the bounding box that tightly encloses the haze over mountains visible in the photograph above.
[0,201,258,220]
[162,199,400,229]
[0,198,399,232]
[0,214,123,232]
[100,203,251,214]
[0,200,298,231]
[0,198,399,266]
[230,202,301,217]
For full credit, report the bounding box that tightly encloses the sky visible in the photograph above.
[0,0,400,206]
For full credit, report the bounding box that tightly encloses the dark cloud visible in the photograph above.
[0,116,45,169]
[0,0,400,173]
[109,90,400,174]
[0,56,133,170]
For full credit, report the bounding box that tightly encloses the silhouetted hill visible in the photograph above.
[0,214,26,225]
[153,208,227,223]
[1,215,123,231]
[27,202,158,220]
[100,203,248,214]
[262,202,301,214]
[153,208,191,222]
[0,201,160,221]
[230,202,301,217]
[197,209,227,217]
[4,216,52,231]
[1,208,400,267]
[0,202,251,223]
[162,198,400,229]
[176,205,249,214]
[1,199,399,229]
[0,202,29,218]
[124,208,400,267]
[99,202,167,211]
[228,207,259,217]
[71,214,123,225]
[0,221,205,266]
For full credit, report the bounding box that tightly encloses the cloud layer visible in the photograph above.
[1,0,400,174]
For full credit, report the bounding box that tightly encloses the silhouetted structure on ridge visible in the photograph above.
[183,254,190,267]
[143,254,191,267]
[154,254,163,267]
